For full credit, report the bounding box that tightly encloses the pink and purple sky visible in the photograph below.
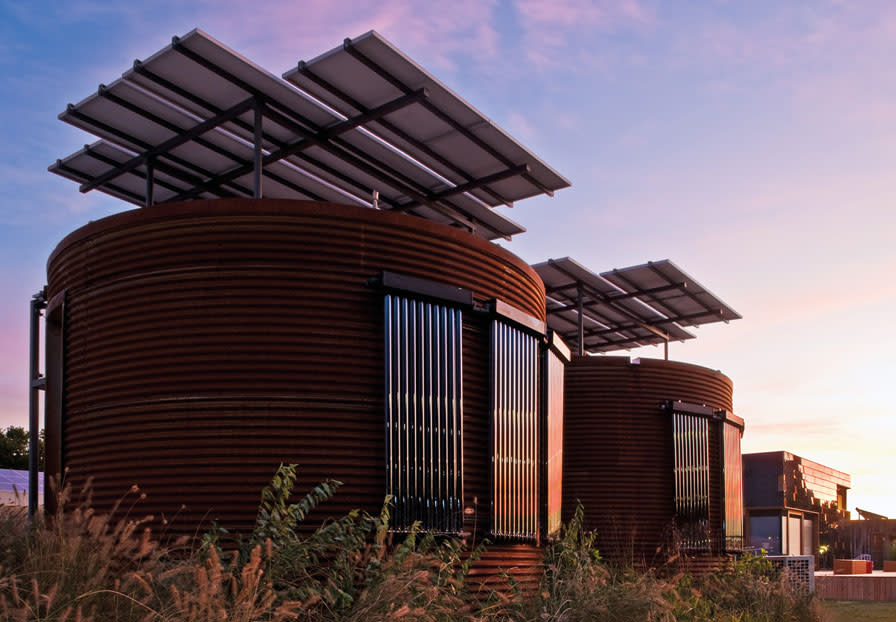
[1,1,894,516]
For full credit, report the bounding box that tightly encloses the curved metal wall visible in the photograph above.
[562,356,733,565]
[46,198,545,539]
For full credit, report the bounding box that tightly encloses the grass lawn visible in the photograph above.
[819,600,896,622]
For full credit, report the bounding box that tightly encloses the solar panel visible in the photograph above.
[284,31,569,208]
[600,260,741,327]
[0,469,44,495]
[532,257,740,355]
[49,29,568,241]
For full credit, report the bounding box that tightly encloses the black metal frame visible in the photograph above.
[605,263,723,327]
[544,259,675,355]
[339,38,553,199]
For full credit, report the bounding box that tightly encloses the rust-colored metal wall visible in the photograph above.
[46,198,545,541]
[562,356,733,565]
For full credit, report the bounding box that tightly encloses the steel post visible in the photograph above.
[253,100,263,198]
[145,158,154,206]
[576,283,584,356]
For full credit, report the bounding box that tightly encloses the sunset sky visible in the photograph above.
[1,1,894,516]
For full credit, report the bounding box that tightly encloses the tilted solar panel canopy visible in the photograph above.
[49,29,569,241]
[532,258,741,354]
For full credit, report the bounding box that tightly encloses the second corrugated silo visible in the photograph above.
[563,356,743,566]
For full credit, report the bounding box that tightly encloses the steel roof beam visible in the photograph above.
[548,300,652,350]
[581,321,674,339]
[397,164,530,211]
[658,308,727,326]
[164,41,452,212]
[61,108,240,196]
[166,35,513,236]
[257,103,502,237]
[546,259,672,343]
[167,90,432,203]
[294,60,514,208]
[342,39,553,198]
[75,96,256,193]
[546,281,686,314]
[170,37,422,206]
[546,298,622,333]
[585,332,665,350]
[131,60,288,152]
[82,146,184,197]
[646,261,715,314]
[129,61,399,208]
[53,161,147,204]
[605,267,684,323]
[97,86,245,166]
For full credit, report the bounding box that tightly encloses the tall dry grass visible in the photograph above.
[0,468,822,621]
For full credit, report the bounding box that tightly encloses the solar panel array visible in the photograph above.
[532,258,741,354]
[0,469,43,495]
[49,29,569,241]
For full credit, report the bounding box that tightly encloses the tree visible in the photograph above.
[0,426,44,470]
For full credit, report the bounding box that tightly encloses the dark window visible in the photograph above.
[749,515,782,554]
[491,320,538,539]
[384,295,462,533]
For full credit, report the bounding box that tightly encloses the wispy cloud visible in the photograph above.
[515,0,650,29]
[119,0,502,77]
[512,0,654,71]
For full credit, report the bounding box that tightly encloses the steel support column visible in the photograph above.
[145,158,154,206]
[576,283,584,356]
[253,100,263,198]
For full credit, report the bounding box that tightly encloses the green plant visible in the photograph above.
[245,464,483,620]
[251,463,342,547]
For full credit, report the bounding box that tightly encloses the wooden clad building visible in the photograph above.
[743,451,850,559]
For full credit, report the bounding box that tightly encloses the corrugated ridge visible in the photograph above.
[466,544,544,596]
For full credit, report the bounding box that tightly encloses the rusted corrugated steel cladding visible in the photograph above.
[45,199,545,552]
[563,356,733,566]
